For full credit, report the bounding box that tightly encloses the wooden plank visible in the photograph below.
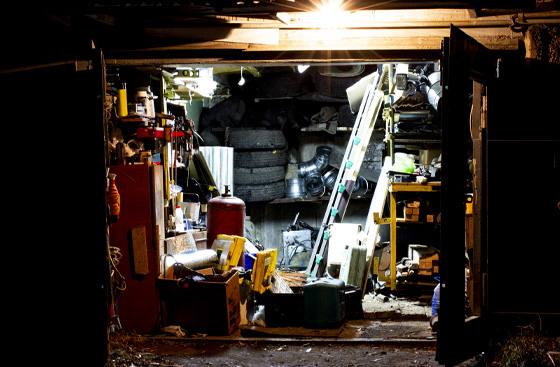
[104,49,441,66]
[271,271,294,294]
[389,191,398,290]
[365,157,392,256]
[151,165,165,275]
[470,81,485,316]
[136,26,519,52]
[390,182,441,192]
[240,325,343,338]
[274,9,513,28]
[360,157,391,295]
[151,335,436,345]
[144,27,279,45]
[131,226,149,275]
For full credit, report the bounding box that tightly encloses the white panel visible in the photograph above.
[199,146,235,195]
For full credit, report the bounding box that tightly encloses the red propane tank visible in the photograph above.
[206,186,246,251]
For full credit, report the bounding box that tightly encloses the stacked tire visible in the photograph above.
[231,129,287,202]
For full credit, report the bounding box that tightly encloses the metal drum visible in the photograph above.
[206,186,245,250]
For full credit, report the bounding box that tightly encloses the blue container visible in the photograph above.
[244,252,256,271]
[431,283,440,317]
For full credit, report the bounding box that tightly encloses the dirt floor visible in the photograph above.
[109,296,442,366]
[362,293,432,320]
[110,336,445,367]
[109,316,444,367]
[108,295,559,367]
[110,333,560,367]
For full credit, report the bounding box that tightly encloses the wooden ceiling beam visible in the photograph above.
[138,26,520,51]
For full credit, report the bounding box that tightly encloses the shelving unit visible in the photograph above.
[386,181,441,290]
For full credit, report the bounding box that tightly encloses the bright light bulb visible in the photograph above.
[321,0,343,13]
[297,65,310,73]
[238,67,245,86]
[319,0,344,23]
[311,0,347,31]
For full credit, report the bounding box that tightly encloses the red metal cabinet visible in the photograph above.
[109,164,162,333]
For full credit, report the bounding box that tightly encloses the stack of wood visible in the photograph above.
[276,271,307,288]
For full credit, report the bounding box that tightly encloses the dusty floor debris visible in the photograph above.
[362,293,432,320]
[111,336,443,367]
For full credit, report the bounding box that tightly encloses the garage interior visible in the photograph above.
[2,1,559,366]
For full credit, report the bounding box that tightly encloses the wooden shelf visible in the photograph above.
[396,219,438,225]
[269,196,324,204]
[394,138,440,144]
[300,126,353,132]
[389,181,441,193]
[268,194,372,204]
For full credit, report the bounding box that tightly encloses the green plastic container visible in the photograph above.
[303,277,346,328]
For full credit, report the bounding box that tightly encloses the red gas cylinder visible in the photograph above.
[206,185,246,250]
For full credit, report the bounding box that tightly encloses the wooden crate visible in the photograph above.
[157,269,240,335]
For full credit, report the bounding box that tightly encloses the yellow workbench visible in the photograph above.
[387,181,441,290]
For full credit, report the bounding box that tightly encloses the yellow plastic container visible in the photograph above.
[117,86,128,117]
[251,249,277,294]
[212,234,246,271]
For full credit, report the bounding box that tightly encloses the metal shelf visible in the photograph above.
[394,138,441,144]
[268,194,372,204]
[300,126,353,132]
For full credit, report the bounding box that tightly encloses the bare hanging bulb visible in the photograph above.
[238,66,246,86]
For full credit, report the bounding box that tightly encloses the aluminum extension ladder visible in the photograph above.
[306,65,389,278]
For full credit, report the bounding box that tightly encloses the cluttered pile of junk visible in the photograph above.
[104,66,442,339]
[101,64,446,335]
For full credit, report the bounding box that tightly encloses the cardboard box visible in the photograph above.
[404,214,419,222]
[404,205,420,221]
[408,245,438,263]
[418,253,439,275]
[405,200,421,208]
[157,269,240,335]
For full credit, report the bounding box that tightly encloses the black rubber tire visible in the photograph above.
[235,181,285,202]
[234,166,286,185]
[229,129,286,150]
[314,74,363,99]
[234,150,288,168]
